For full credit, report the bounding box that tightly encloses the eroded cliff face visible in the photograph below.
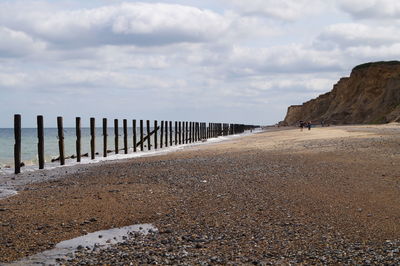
[283,61,400,125]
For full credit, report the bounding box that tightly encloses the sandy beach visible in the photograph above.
[1,125,400,264]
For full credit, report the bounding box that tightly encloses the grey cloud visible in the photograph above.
[316,23,400,49]
[1,3,230,48]
[338,0,400,20]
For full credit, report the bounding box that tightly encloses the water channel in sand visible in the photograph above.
[7,224,158,265]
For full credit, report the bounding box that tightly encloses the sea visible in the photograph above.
[0,127,169,172]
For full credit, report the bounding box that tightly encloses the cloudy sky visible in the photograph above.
[0,0,399,127]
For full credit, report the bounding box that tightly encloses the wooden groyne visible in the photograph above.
[11,114,259,174]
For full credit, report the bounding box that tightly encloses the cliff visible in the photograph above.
[282,61,400,125]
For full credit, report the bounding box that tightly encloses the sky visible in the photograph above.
[1,0,400,127]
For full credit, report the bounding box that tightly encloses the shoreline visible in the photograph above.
[0,129,261,199]
[1,124,400,264]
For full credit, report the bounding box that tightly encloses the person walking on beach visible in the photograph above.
[299,120,304,131]
[307,121,312,130]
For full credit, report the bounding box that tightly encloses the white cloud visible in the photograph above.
[227,45,343,75]
[223,0,327,20]
[0,26,46,57]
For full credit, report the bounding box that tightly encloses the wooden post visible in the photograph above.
[184,121,186,143]
[197,122,201,141]
[179,121,182,144]
[165,120,168,147]
[57,116,65,165]
[146,120,151,151]
[175,121,178,145]
[37,115,44,169]
[196,122,199,141]
[90,117,95,160]
[185,121,189,144]
[114,119,119,154]
[123,119,128,154]
[154,120,158,149]
[76,117,81,162]
[160,120,164,148]
[199,123,202,140]
[169,121,173,146]
[14,114,21,174]
[133,120,137,152]
[189,122,192,143]
[193,122,197,142]
[140,120,144,151]
[103,118,107,157]
[192,122,195,142]
[193,122,196,142]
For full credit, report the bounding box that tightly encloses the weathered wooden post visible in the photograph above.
[37,115,44,169]
[114,119,119,154]
[154,120,158,149]
[169,121,173,146]
[133,120,137,152]
[160,120,164,148]
[57,116,65,165]
[165,120,168,147]
[199,123,202,140]
[194,122,197,142]
[146,120,151,151]
[14,114,21,174]
[140,120,144,151]
[198,122,201,140]
[103,118,107,157]
[185,121,188,143]
[90,117,95,160]
[179,121,182,144]
[183,121,186,143]
[76,117,81,162]
[123,119,128,154]
[199,122,202,140]
[192,122,195,142]
[189,122,193,143]
[175,121,178,145]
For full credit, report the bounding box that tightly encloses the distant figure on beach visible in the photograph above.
[307,121,311,130]
[321,120,325,127]
[299,120,304,131]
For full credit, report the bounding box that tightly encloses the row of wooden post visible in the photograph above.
[12,114,259,174]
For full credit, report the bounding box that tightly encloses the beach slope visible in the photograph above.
[1,125,400,264]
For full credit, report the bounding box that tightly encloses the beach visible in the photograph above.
[1,125,400,264]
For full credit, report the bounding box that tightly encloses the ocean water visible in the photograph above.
[0,127,178,169]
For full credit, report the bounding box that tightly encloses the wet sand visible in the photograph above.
[1,125,400,264]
